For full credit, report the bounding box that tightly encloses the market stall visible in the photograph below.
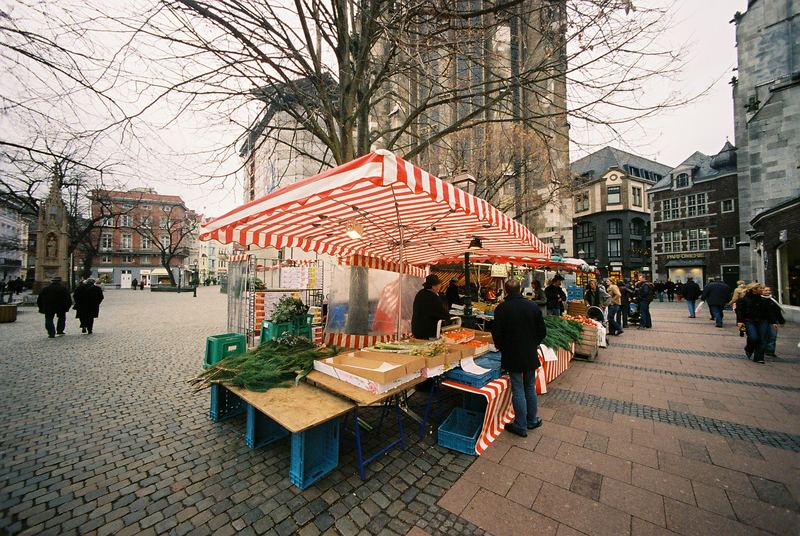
[196,150,587,486]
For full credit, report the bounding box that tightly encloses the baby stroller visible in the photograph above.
[586,305,606,326]
[627,302,640,326]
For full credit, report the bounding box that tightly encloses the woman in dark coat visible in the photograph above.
[736,283,779,364]
[73,279,104,334]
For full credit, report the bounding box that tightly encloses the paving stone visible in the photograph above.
[533,482,631,536]
[501,447,576,489]
[747,476,799,511]
[691,481,735,519]
[599,477,665,526]
[663,497,762,536]
[570,468,603,502]
[461,458,519,497]
[556,442,632,483]
[583,433,609,454]
[462,489,558,536]
[505,474,543,509]
[631,465,695,506]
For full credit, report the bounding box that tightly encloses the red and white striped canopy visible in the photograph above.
[200,150,549,266]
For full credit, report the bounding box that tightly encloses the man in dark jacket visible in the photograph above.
[681,276,701,318]
[544,275,567,316]
[636,275,654,328]
[701,277,732,328]
[411,275,450,339]
[73,278,105,334]
[665,280,675,302]
[492,279,547,438]
[445,280,461,308]
[37,277,73,338]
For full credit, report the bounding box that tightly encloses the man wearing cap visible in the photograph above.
[411,274,451,339]
[492,278,547,437]
[37,277,73,338]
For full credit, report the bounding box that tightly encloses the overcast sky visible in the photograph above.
[2,0,750,219]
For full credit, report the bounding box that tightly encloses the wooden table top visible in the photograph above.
[305,371,429,406]
[227,382,354,433]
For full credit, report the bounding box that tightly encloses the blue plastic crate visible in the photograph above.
[204,333,246,369]
[246,405,289,448]
[444,365,501,388]
[437,408,482,455]
[289,418,340,489]
[209,384,245,422]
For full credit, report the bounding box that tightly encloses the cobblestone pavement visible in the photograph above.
[2,292,799,535]
[439,301,800,536]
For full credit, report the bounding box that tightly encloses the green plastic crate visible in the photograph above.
[259,321,293,344]
[204,333,246,369]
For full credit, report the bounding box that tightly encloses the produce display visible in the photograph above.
[370,340,446,357]
[542,315,583,350]
[461,339,488,348]
[189,334,337,392]
[562,314,598,327]
[270,295,309,323]
[442,329,475,344]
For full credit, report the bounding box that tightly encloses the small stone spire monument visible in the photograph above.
[33,169,70,292]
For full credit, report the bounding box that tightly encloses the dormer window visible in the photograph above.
[675,173,690,189]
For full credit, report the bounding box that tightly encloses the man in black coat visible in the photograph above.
[411,275,450,339]
[492,279,547,438]
[73,278,105,334]
[681,276,701,318]
[636,275,654,328]
[544,275,567,316]
[701,277,732,328]
[37,277,73,338]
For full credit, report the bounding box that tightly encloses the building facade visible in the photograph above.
[649,143,740,287]
[571,147,672,281]
[0,205,29,281]
[732,0,800,299]
[89,188,195,287]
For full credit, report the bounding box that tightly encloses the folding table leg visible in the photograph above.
[419,378,439,438]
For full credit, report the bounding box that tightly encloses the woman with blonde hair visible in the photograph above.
[729,280,748,308]
[735,282,780,364]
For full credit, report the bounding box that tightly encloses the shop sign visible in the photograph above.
[665,253,704,260]
[490,263,509,278]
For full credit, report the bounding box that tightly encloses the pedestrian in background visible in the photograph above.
[681,276,701,318]
[618,279,632,329]
[761,286,785,358]
[492,279,546,438]
[701,277,732,328]
[655,280,665,302]
[729,280,747,310]
[665,280,675,302]
[544,275,566,316]
[675,280,684,302]
[37,277,72,338]
[636,274,654,329]
[606,279,623,336]
[736,283,779,364]
[73,278,104,334]
[139,279,145,290]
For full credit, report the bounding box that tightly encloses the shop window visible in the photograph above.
[632,186,642,207]
[607,186,621,204]
[721,199,735,213]
[608,219,622,235]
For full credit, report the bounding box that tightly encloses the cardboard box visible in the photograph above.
[313,358,420,394]
[352,351,426,373]
[324,354,408,383]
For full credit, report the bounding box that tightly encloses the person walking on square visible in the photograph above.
[618,279,632,328]
[492,279,546,438]
[606,279,623,335]
[729,280,747,310]
[761,286,785,358]
[701,277,732,328]
[675,281,684,302]
[131,277,138,290]
[681,276,701,318]
[544,274,567,316]
[37,277,72,338]
[139,278,145,290]
[636,275,654,329]
[665,280,675,302]
[736,283,780,364]
[73,278,104,334]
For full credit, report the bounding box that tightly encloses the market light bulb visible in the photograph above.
[345,220,364,240]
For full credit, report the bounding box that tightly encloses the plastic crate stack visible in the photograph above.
[253,292,266,337]
[308,305,324,344]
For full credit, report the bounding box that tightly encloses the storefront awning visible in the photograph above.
[665,259,706,267]
[150,267,169,276]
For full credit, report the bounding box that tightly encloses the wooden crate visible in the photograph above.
[573,324,597,361]
[567,301,588,317]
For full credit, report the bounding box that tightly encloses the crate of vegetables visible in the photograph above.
[561,315,598,361]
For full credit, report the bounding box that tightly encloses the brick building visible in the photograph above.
[88,188,196,288]
[649,143,740,287]
[570,147,672,281]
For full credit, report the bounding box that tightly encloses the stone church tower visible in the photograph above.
[34,170,70,292]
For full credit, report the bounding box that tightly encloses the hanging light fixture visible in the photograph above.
[468,236,482,250]
[345,219,364,240]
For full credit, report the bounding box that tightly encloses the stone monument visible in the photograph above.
[33,170,70,293]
